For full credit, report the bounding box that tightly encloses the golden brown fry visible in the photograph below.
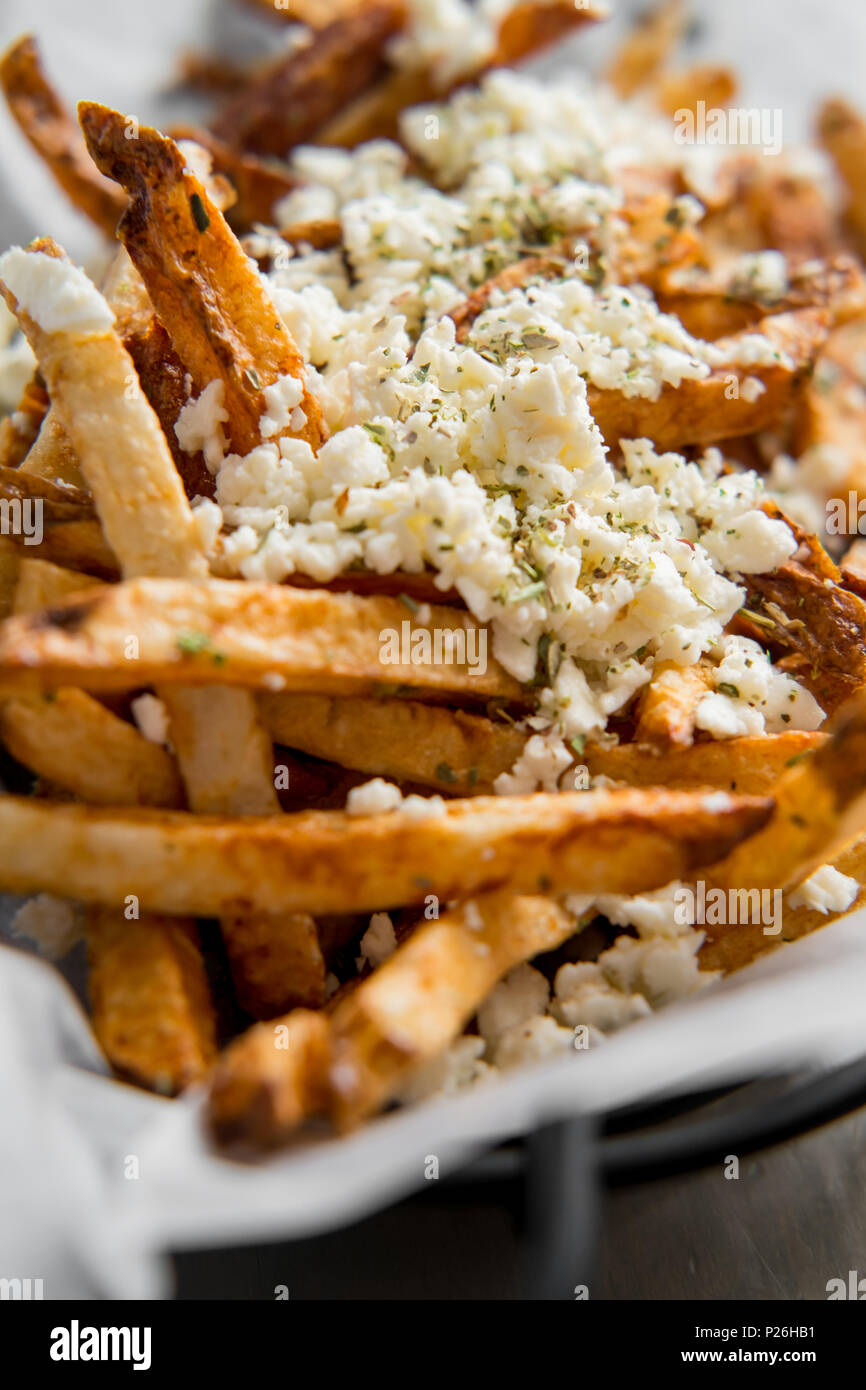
[589,309,829,451]
[0,373,47,468]
[240,0,378,23]
[0,578,521,703]
[19,407,86,488]
[208,1007,332,1148]
[317,1,603,147]
[168,125,299,232]
[738,511,866,713]
[818,98,866,250]
[0,243,209,580]
[79,104,326,454]
[0,788,772,917]
[86,907,217,1093]
[633,659,714,748]
[492,1,605,66]
[0,462,116,574]
[260,691,527,793]
[220,909,326,1019]
[211,3,406,156]
[0,691,184,808]
[278,219,343,251]
[123,319,215,502]
[208,893,581,1143]
[326,893,576,1130]
[605,0,687,98]
[586,731,826,795]
[795,318,866,498]
[11,555,102,614]
[705,690,866,899]
[700,832,866,974]
[657,255,866,341]
[655,64,736,118]
[0,36,126,238]
[0,539,20,620]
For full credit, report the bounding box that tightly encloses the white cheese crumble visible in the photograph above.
[11,895,82,960]
[359,911,398,967]
[787,865,860,915]
[260,373,305,439]
[493,730,572,794]
[175,380,228,471]
[345,777,447,817]
[477,962,549,1045]
[130,694,172,747]
[695,635,825,739]
[0,248,115,335]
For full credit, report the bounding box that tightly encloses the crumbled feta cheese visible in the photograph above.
[695,635,824,739]
[130,694,171,747]
[788,864,860,915]
[599,932,716,1008]
[360,912,398,967]
[398,1034,491,1102]
[0,248,115,335]
[730,250,790,306]
[477,963,549,1045]
[11,895,82,960]
[493,730,571,795]
[345,778,405,816]
[491,1014,576,1068]
[551,961,652,1031]
[175,380,228,471]
[260,373,304,439]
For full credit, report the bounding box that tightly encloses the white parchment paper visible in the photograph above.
[1,0,865,1298]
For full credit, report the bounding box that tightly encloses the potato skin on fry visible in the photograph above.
[79,103,326,456]
[211,3,407,157]
[86,908,217,1094]
[208,1008,332,1148]
[0,36,126,237]
[0,789,771,917]
[0,578,521,704]
[589,310,828,451]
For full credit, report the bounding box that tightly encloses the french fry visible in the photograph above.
[704,690,866,899]
[605,0,687,98]
[210,3,407,156]
[795,318,866,498]
[0,373,47,468]
[0,241,325,1016]
[239,0,367,25]
[0,463,116,575]
[18,407,86,489]
[588,309,829,451]
[585,731,826,795]
[0,691,184,808]
[316,1,604,148]
[168,125,299,232]
[0,557,182,808]
[0,578,521,703]
[79,104,326,454]
[700,832,866,974]
[259,691,527,793]
[655,64,736,119]
[208,1007,332,1147]
[633,659,714,748]
[210,892,578,1144]
[738,516,866,713]
[0,36,126,238]
[0,788,772,917]
[818,98,866,250]
[0,539,20,620]
[86,907,217,1093]
[0,243,209,580]
[656,255,866,340]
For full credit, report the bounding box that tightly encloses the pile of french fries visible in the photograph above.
[0,0,865,1150]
